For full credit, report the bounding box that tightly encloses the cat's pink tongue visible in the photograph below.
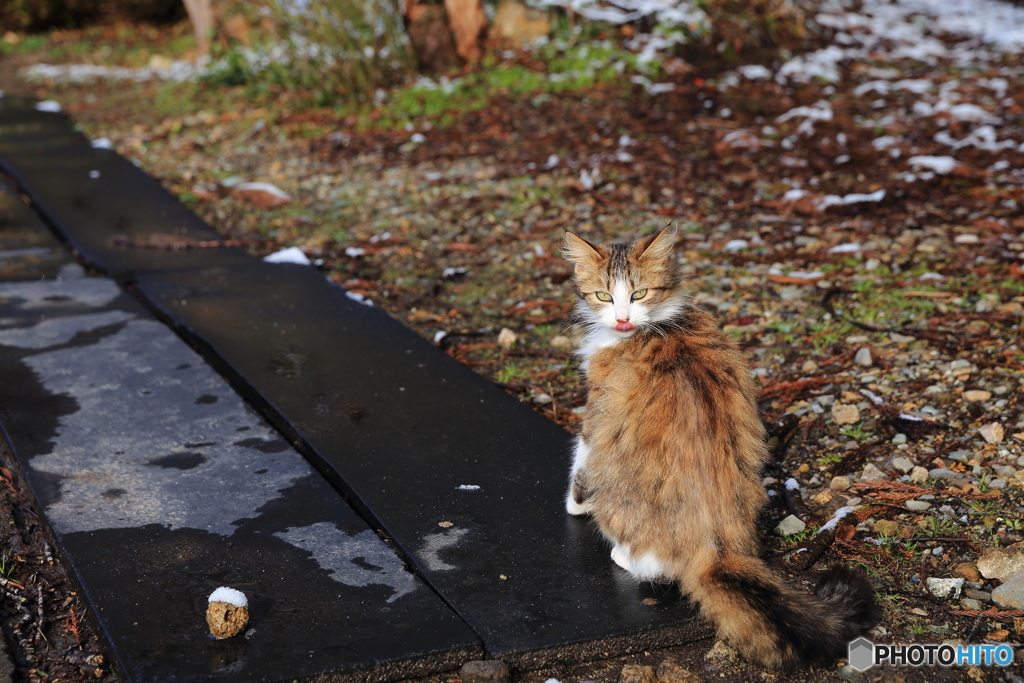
[615,322,635,332]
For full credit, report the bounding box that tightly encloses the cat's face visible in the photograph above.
[564,227,683,336]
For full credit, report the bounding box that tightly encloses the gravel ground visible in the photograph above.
[3,1,1024,681]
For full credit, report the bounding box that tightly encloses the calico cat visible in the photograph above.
[563,227,878,669]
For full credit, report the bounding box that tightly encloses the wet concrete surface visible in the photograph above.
[0,178,76,281]
[0,99,252,280]
[0,271,480,682]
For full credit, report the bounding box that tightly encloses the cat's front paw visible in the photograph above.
[565,488,594,515]
[610,544,632,572]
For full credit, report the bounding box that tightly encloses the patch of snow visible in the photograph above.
[629,74,675,95]
[433,330,448,344]
[784,477,800,491]
[908,156,957,175]
[871,135,900,151]
[456,484,481,490]
[935,125,1017,152]
[35,100,61,112]
[817,189,886,211]
[90,137,112,149]
[853,80,890,98]
[344,247,366,257]
[892,78,933,94]
[768,267,824,279]
[783,188,809,201]
[827,243,863,254]
[579,169,596,190]
[724,239,749,252]
[737,64,771,80]
[776,45,847,84]
[776,100,833,124]
[209,586,248,607]
[818,505,859,534]
[234,181,291,202]
[263,246,310,265]
[345,291,373,306]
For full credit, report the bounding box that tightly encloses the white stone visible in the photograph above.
[891,456,914,473]
[829,475,852,492]
[905,499,932,511]
[977,543,1024,581]
[854,347,873,367]
[859,463,889,481]
[926,577,964,600]
[992,571,1024,610]
[979,422,1004,444]
[497,327,517,350]
[832,402,860,425]
[774,514,806,537]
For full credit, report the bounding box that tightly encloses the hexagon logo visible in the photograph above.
[848,637,875,671]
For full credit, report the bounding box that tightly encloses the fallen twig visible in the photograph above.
[790,506,859,571]
[951,607,1024,619]
[781,478,821,526]
[112,237,253,250]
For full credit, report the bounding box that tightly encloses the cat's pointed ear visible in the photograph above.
[638,224,677,262]
[563,231,602,265]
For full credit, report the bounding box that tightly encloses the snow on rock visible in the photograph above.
[908,156,957,175]
[35,100,61,112]
[818,505,859,534]
[90,137,113,149]
[231,182,292,208]
[208,586,248,607]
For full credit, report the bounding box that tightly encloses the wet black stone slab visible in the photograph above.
[137,263,704,664]
[0,275,480,682]
[0,179,76,280]
[0,101,251,279]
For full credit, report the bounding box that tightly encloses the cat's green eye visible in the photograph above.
[631,289,648,300]
[595,292,612,302]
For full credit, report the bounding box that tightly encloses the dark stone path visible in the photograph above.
[0,98,704,681]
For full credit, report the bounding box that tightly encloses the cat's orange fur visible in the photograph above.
[564,227,878,669]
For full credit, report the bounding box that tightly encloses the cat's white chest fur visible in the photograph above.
[576,325,626,372]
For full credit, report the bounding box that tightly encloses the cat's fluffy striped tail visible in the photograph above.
[682,554,879,669]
